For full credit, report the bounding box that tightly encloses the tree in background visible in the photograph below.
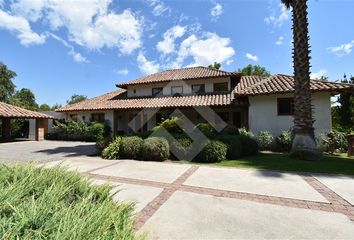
[334,74,354,131]
[39,104,51,111]
[281,0,320,160]
[208,62,221,70]
[67,94,87,105]
[51,103,62,111]
[237,64,271,77]
[10,88,38,111]
[0,62,16,103]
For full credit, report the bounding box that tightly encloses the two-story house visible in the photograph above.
[56,66,353,138]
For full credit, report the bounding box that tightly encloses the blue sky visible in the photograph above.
[0,0,353,106]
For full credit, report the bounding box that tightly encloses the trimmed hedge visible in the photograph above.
[47,120,111,142]
[238,134,259,156]
[169,136,192,160]
[197,140,227,163]
[195,123,216,138]
[142,137,170,161]
[102,137,121,160]
[216,135,242,159]
[120,136,144,159]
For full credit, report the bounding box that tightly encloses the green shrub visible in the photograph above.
[96,137,112,154]
[195,123,216,138]
[197,140,227,163]
[221,125,239,135]
[256,131,274,150]
[239,127,254,138]
[153,117,183,134]
[238,134,259,156]
[216,135,242,159]
[120,136,144,159]
[170,136,192,160]
[102,137,121,160]
[0,165,140,240]
[52,120,111,142]
[142,137,170,161]
[319,131,348,154]
[276,130,292,152]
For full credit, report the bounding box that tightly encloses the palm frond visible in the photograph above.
[281,0,293,9]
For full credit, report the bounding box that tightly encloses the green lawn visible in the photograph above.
[181,152,354,176]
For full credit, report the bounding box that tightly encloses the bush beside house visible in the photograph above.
[46,120,111,142]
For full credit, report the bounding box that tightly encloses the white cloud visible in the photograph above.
[210,2,223,20]
[148,0,170,17]
[10,0,45,22]
[0,9,46,46]
[276,36,284,45]
[49,33,88,63]
[327,40,354,57]
[69,49,88,63]
[114,68,129,75]
[157,25,186,54]
[264,3,290,27]
[6,0,142,54]
[137,52,160,75]
[310,69,328,80]
[245,53,258,62]
[176,32,235,67]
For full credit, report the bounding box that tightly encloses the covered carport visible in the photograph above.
[0,102,53,141]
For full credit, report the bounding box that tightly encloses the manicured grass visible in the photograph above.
[0,164,142,240]
[178,152,354,176]
[216,152,354,175]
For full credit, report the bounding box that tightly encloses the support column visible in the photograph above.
[1,118,11,140]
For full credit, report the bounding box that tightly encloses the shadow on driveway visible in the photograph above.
[35,144,98,157]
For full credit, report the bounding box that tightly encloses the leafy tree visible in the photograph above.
[208,62,221,70]
[39,104,51,111]
[335,74,354,131]
[10,88,38,111]
[237,64,271,77]
[282,0,320,160]
[0,62,16,103]
[67,94,87,105]
[51,103,62,111]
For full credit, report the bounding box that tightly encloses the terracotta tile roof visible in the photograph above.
[235,74,354,96]
[56,72,354,112]
[57,90,248,112]
[116,66,239,88]
[0,102,54,119]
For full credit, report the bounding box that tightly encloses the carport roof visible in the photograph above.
[0,102,54,119]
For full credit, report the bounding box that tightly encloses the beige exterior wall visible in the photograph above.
[126,77,231,98]
[248,92,332,137]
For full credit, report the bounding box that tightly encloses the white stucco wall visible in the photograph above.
[248,92,332,137]
[127,77,231,98]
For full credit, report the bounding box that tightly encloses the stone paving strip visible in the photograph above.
[83,164,354,226]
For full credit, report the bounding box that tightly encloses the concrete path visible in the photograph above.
[0,140,97,164]
[40,158,354,239]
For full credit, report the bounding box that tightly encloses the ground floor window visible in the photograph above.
[233,112,242,128]
[277,98,294,115]
[91,113,105,122]
[217,112,230,123]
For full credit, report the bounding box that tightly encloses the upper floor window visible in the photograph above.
[277,98,294,115]
[213,82,228,92]
[192,84,205,94]
[152,87,163,97]
[171,86,183,96]
[91,113,105,122]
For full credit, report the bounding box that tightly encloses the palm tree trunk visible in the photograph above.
[289,0,321,160]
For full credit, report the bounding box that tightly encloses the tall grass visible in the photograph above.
[0,164,142,240]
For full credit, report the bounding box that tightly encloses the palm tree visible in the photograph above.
[281,0,321,160]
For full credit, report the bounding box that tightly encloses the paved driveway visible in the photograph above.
[41,158,354,239]
[0,140,97,164]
